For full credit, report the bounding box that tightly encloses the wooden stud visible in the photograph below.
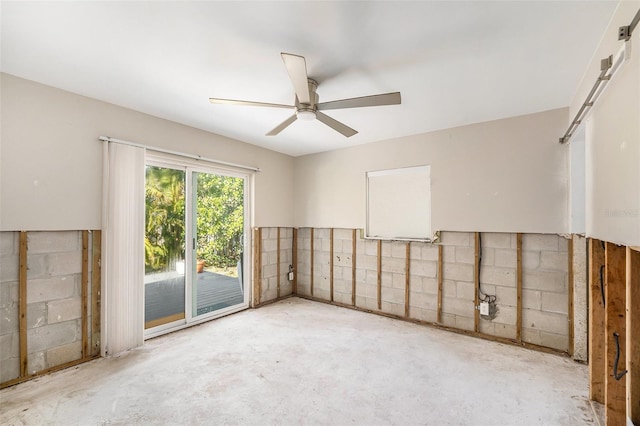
[292,228,298,294]
[474,232,480,333]
[352,229,357,306]
[516,233,523,343]
[604,242,626,426]
[81,231,89,358]
[567,236,574,358]
[589,238,606,403]
[330,228,334,302]
[405,242,411,317]
[377,239,382,310]
[437,244,443,323]
[277,227,281,299]
[310,228,314,297]
[627,247,639,424]
[19,231,28,378]
[91,230,102,357]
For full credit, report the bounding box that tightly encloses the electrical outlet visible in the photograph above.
[288,271,294,281]
[480,302,489,316]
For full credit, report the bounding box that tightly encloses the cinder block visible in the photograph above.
[27,231,80,254]
[0,305,19,334]
[522,308,568,336]
[0,232,17,255]
[480,266,515,287]
[381,286,404,304]
[493,305,517,326]
[493,323,517,340]
[480,247,495,266]
[494,249,517,268]
[539,331,568,351]
[443,246,455,263]
[409,292,437,311]
[364,240,378,256]
[479,320,494,335]
[27,302,47,329]
[454,315,475,331]
[558,237,569,252]
[27,351,45,375]
[494,285,517,306]
[541,292,568,315]
[522,234,559,252]
[522,328,541,346]
[334,254,352,268]
[440,232,471,247]
[482,233,511,249]
[0,281,19,308]
[262,238,277,252]
[388,242,404,259]
[381,257,405,274]
[392,273,405,290]
[1,255,19,282]
[381,301,404,317]
[313,288,330,301]
[0,332,18,360]
[0,357,19,383]
[262,264,277,279]
[410,307,436,323]
[440,313,456,328]
[420,277,438,294]
[455,246,475,264]
[365,270,377,286]
[411,260,436,278]
[456,281,475,301]
[410,244,424,260]
[334,292,351,305]
[522,251,540,270]
[47,252,83,277]
[539,251,568,272]
[46,341,82,368]
[334,228,352,240]
[522,289,541,310]
[443,280,456,298]
[421,245,439,261]
[380,242,391,257]
[442,297,474,317]
[315,228,330,240]
[522,270,566,293]
[443,262,474,282]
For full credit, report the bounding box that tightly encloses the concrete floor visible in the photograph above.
[1,297,594,425]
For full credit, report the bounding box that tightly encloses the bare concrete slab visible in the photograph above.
[0,297,594,425]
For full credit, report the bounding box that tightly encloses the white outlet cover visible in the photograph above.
[480,302,490,316]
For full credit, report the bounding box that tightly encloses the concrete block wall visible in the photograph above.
[478,233,518,339]
[572,235,588,361]
[408,242,439,323]
[296,228,312,297]
[440,232,476,332]
[1,231,95,385]
[332,229,354,305]
[258,228,293,304]
[292,228,576,355]
[521,234,569,351]
[1,232,20,383]
[354,236,379,311]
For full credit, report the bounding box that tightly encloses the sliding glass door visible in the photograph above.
[191,171,245,317]
[144,159,249,336]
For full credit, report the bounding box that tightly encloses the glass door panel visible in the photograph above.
[192,171,245,317]
[144,165,186,329]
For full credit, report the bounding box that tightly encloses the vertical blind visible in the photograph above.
[102,142,145,355]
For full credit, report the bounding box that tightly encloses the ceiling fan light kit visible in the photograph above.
[209,53,401,138]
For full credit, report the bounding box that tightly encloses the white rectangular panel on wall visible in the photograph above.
[366,165,431,240]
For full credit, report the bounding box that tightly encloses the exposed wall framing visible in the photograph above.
[1,230,101,390]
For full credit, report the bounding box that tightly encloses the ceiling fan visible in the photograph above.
[209,53,401,137]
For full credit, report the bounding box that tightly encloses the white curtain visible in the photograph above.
[101,142,145,355]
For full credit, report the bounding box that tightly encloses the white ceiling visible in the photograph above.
[1,1,618,157]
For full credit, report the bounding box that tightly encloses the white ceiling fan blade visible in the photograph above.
[209,98,294,109]
[266,114,297,136]
[315,112,358,137]
[281,53,311,104]
[317,92,401,111]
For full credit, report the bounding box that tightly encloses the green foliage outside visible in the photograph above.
[144,166,244,274]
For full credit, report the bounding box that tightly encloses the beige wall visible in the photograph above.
[571,2,640,247]
[0,73,295,230]
[293,108,569,233]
